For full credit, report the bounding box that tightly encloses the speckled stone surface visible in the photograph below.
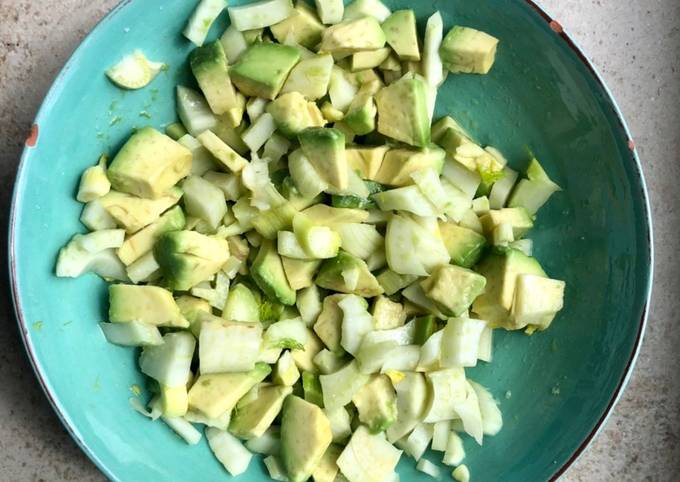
[0,0,678,480]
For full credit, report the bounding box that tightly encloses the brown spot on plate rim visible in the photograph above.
[25,124,39,147]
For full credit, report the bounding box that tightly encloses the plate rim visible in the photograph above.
[7,0,654,481]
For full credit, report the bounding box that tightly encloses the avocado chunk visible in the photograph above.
[175,295,212,336]
[319,17,386,54]
[382,10,420,61]
[282,257,321,290]
[375,77,431,147]
[107,127,191,200]
[316,251,383,297]
[298,127,348,191]
[511,274,565,331]
[117,205,185,265]
[231,43,301,99]
[154,230,230,290]
[345,146,388,180]
[479,207,534,239]
[472,248,546,328]
[109,284,188,328]
[343,84,377,136]
[420,264,487,316]
[291,328,325,373]
[267,92,326,138]
[439,222,487,268]
[313,294,347,352]
[373,146,445,186]
[431,115,475,153]
[281,54,334,101]
[440,26,499,74]
[197,130,249,173]
[302,204,369,227]
[312,444,342,482]
[281,395,333,482]
[273,350,301,386]
[99,188,182,234]
[188,363,271,419]
[371,295,406,330]
[252,239,297,306]
[230,384,293,439]
[270,1,325,48]
[352,374,398,433]
[190,41,240,115]
[351,48,391,71]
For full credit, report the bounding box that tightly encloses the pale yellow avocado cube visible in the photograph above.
[109,284,188,328]
[511,274,565,330]
[160,384,189,417]
[107,127,192,199]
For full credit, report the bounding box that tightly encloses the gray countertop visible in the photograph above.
[0,0,678,480]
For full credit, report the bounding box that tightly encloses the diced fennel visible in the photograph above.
[106,51,165,90]
[380,345,421,373]
[452,465,471,482]
[416,459,442,480]
[441,159,481,198]
[183,0,227,46]
[242,112,277,153]
[338,295,374,355]
[245,427,281,455]
[289,149,329,198]
[293,213,342,259]
[324,406,353,443]
[99,320,163,347]
[184,408,231,430]
[182,175,226,230]
[442,432,465,466]
[329,66,358,112]
[423,368,467,423]
[80,200,117,231]
[440,318,488,368]
[356,340,399,374]
[385,215,450,276]
[431,420,452,451]
[374,186,439,217]
[488,166,518,209]
[264,317,308,350]
[451,381,484,445]
[206,427,253,476]
[335,223,383,260]
[296,284,323,325]
[199,318,262,373]
[403,423,434,461]
[319,360,369,410]
[423,12,444,87]
[477,326,493,363]
[139,332,195,387]
[228,0,295,31]
[220,25,248,63]
[362,320,416,347]
[343,0,391,22]
[264,456,288,481]
[177,134,217,176]
[469,381,503,436]
[176,86,218,136]
[337,427,402,482]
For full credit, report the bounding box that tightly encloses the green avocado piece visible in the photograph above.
[270,1,325,48]
[373,146,445,186]
[472,248,546,328]
[319,17,386,54]
[298,127,348,191]
[165,122,188,141]
[439,222,487,268]
[382,10,420,61]
[281,395,333,482]
[109,284,188,328]
[231,43,301,99]
[292,328,325,373]
[302,371,324,407]
[267,92,326,138]
[421,264,487,317]
[190,41,240,115]
[375,77,431,147]
[312,444,342,482]
[440,26,499,75]
[99,188,182,234]
[117,205,185,265]
[351,374,398,434]
[343,84,377,136]
[154,230,230,291]
[230,384,293,439]
[371,295,405,330]
[302,204,369,227]
[413,315,436,345]
[345,145,388,180]
[188,363,271,419]
[479,207,534,239]
[107,127,192,200]
[316,251,383,297]
[175,295,212,336]
[282,257,322,290]
[252,239,297,306]
[351,48,391,71]
[431,115,475,154]
[313,294,347,352]
[281,54,335,101]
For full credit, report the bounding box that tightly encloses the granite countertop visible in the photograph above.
[0,0,678,480]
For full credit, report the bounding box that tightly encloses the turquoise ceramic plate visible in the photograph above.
[9,0,652,481]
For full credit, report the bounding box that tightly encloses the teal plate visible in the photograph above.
[9,0,653,481]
